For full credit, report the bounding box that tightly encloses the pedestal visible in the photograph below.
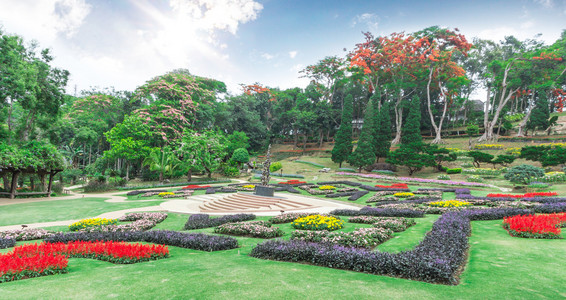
[254,185,274,197]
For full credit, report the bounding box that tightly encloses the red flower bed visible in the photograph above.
[375,183,408,189]
[181,185,211,190]
[503,213,566,239]
[278,180,307,185]
[0,241,169,283]
[487,192,558,198]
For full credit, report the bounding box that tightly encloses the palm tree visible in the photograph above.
[143,147,174,183]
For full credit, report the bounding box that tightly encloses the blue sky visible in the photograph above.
[0,0,564,95]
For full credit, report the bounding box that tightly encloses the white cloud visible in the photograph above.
[290,64,304,72]
[352,13,379,33]
[476,27,521,42]
[534,0,553,8]
[520,20,535,29]
[0,0,91,42]
[261,52,274,60]
[169,0,263,34]
[288,50,298,58]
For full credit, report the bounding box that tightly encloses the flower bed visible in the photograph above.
[270,213,314,224]
[184,213,256,230]
[319,185,336,190]
[428,200,472,208]
[473,144,504,150]
[291,215,344,231]
[75,212,168,233]
[214,221,284,238]
[278,179,307,185]
[158,192,175,197]
[0,238,15,249]
[393,192,414,198]
[332,207,425,218]
[487,192,558,198]
[0,241,169,284]
[251,208,548,285]
[349,216,416,232]
[69,218,118,231]
[44,230,238,252]
[503,213,566,239]
[299,185,334,195]
[0,228,53,241]
[290,227,393,248]
[336,172,490,187]
[462,168,501,176]
[375,183,408,189]
[126,189,167,196]
[181,185,211,190]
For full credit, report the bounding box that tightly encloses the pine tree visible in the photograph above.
[331,94,353,167]
[401,97,422,148]
[374,101,392,161]
[527,92,550,134]
[348,98,376,172]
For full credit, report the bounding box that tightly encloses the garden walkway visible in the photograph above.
[0,187,362,230]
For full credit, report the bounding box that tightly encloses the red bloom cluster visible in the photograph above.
[375,183,408,189]
[278,180,307,185]
[503,213,566,239]
[487,192,558,198]
[181,185,211,190]
[0,241,169,283]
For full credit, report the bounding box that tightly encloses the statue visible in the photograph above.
[261,144,271,186]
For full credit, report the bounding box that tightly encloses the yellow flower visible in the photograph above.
[393,192,414,198]
[428,200,471,208]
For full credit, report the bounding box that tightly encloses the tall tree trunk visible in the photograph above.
[426,68,449,144]
[30,175,35,191]
[10,171,19,199]
[125,163,130,181]
[293,127,298,148]
[47,171,56,197]
[159,171,163,183]
[391,101,403,145]
[40,174,46,191]
[516,91,536,137]
[302,134,307,152]
[187,169,192,182]
[2,174,9,190]
[318,129,323,148]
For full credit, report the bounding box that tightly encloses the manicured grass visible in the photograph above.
[0,197,164,226]
[1,212,565,298]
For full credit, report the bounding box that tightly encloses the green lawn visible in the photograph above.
[0,197,164,226]
[0,211,564,299]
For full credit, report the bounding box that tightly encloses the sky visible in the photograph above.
[0,0,564,96]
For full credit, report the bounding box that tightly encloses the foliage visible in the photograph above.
[294,160,325,168]
[446,168,462,174]
[0,141,65,171]
[290,227,393,248]
[491,154,516,167]
[269,161,282,173]
[291,215,344,231]
[504,164,545,184]
[69,218,118,231]
[214,221,284,238]
[386,145,435,176]
[467,151,494,168]
[183,214,256,230]
[428,200,472,208]
[401,98,422,147]
[503,213,566,239]
[179,130,227,178]
[231,148,250,165]
[348,98,376,171]
[373,99,392,160]
[331,94,353,167]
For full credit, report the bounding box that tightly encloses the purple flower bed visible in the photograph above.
[336,172,490,187]
[456,194,566,204]
[331,207,425,218]
[126,189,167,196]
[44,230,238,252]
[251,207,549,284]
[269,213,316,224]
[183,213,256,230]
[0,237,15,249]
[348,191,369,201]
[205,188,216,194]
[274,186,300,193]
[326,191,357,198]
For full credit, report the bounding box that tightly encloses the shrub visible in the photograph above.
[222,166,240,177]
[437,174,451,180]
[270,162,283,173]
[372,218,416,232]
[504,164,545,185]
[462,168,501,176]
[290,227,393,248]
[184,214,256,230]
[0,238,16,249]
[44,231,238,252]
[467,151,494,168]
[466,175,484,183]
[69,218,118,231]
[214,221,284,238]
[291,215,344,231]
[446,168,462,174]
[83,181,113,193]
[231,148,250,165]
[270,213,314,224]
[364,162,397,172]
[331,207,425,218]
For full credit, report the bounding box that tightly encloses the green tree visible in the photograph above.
[401,97,422,148]
[386,145,435,176]
[231,148,250,168]
[143,147,177,183]
[348,98,376,172]
[179,130,227,178]
[270,161,283,175]
[467,150,495,168]
[373,100,392,161]
[225,131,250,155]
[331,94,353,167]
[526,92,550,134]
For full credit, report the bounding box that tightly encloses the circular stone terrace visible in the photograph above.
[161,191,361,216]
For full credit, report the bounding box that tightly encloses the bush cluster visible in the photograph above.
[214,221,284,238]
[504,164,545,184]
[183,214,256,230]
[0,237,16,249]
[446,168,462,174]
[331,207,425,218]
[290,227,393,248]
[291,215,344,231]
[44,230,238,252]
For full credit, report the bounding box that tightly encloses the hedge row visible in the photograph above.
[44,230,238,252]
[0,237,16,249]
[250,207,542,284]
[183,214,256,230]
[331,207,425,218]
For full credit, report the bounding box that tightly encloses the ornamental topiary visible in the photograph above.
[504,164,545,185]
